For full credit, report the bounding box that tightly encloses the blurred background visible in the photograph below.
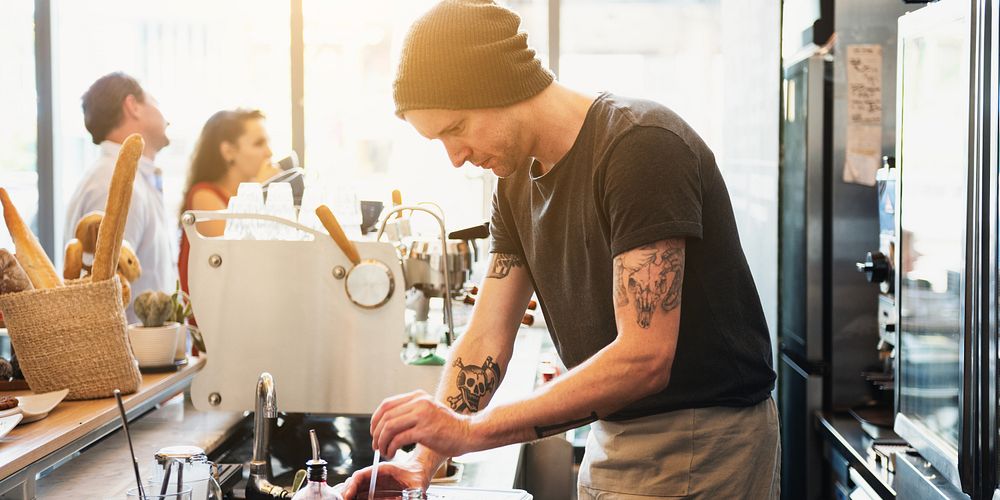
[0,0,778,334]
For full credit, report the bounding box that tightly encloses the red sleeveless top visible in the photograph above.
[178,182,231,296]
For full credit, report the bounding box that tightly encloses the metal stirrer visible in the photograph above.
[114,389,145,500]
[159,460,173,496]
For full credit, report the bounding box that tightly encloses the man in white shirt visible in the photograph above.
[64,72,176,321]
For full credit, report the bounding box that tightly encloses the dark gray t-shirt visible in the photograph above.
[490,93,775,420]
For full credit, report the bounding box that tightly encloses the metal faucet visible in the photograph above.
[246,372,291,499]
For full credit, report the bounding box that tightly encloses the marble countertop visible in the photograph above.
[35,394,243,499]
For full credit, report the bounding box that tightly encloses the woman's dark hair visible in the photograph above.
[180,109,265,218]
[81,72,145,144]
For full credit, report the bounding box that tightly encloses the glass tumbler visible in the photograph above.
[125,483,192,499]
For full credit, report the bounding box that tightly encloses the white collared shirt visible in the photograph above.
[64,141,178,322]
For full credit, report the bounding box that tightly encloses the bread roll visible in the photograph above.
[74,211,104,254]
[0,249,33,294]
[63,239,84,280]
[92,134,144,281]
[117,241,141,282]
[118,272,132,307]
[0,188,61,289]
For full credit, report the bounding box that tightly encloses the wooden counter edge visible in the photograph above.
[0,356,206,483]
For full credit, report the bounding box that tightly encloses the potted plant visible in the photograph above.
[129,290,182,368]
[168,280,195,362]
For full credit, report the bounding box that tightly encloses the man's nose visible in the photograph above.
[444,142,471,168]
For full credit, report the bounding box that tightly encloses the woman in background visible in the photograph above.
[178,108,277,294]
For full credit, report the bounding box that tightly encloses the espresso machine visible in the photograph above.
[376,203,479,351]
[181,195,497,491]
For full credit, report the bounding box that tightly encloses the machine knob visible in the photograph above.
[856,251,890,284]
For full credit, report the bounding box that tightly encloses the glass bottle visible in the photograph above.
[291,430,342,500]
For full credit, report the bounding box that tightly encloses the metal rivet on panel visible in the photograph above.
[209,392,222,406]
[181,212,195,226]
[209,255,222,268]
[332,266,347,280]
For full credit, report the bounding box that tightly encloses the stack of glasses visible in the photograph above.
[223,181,363,241]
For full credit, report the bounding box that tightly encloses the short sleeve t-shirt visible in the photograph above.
[490,93,775,420]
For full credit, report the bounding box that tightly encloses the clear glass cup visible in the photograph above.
[297,181,324,234]
[125,483,192,499]
[150,458,224,500]
[237,182,264,205]
[223,196,244,240]
[264,182,297,240]
[237,182,265,239]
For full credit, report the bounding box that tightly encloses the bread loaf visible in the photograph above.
[63,239,84,280]
[0,249,33,294]
[92,134,144,281]
[0,188,62,289]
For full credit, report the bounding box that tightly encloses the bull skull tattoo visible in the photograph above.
[447,356,501,413]
[614,243,684,328]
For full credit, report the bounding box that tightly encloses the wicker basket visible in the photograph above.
[0,276,141,400]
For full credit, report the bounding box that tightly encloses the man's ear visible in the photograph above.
[122,94,142,121]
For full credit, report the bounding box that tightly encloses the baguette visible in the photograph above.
[92,134,144,281]
[63,239,84,280]
[0,249,33,294]
[0,188,62,289]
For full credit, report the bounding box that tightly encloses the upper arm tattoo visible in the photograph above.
[446,356,502,413]
[613,240,685,328]
[488,253,523,279]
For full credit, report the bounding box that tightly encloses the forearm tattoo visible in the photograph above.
[487,253,523,279]
[613,240,685,328]
[447,356,502,413]
[534,412,599,439]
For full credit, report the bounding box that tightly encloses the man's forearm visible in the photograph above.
[412,321,517,472]
[472,336,673,449]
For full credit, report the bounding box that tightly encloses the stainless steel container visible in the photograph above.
[403,237,473,296]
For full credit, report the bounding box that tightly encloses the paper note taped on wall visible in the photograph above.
[844,44,883,187]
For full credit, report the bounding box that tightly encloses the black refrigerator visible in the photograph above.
[779,52,832,500]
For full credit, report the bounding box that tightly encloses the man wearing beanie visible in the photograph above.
[344,1,779,498]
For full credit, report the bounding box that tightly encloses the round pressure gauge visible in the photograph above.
[345,259,395,309]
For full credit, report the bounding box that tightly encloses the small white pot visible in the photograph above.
[175,324,189,361]
[128,322,182,367]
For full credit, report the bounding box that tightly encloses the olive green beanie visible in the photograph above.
[393,0,554,117]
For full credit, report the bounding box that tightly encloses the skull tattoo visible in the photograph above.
[615,243,684,328]
[447,356,501,413]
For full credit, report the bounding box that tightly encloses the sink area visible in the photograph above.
[210,413,378,493]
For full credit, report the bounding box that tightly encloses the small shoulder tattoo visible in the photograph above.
[488,253,524,279]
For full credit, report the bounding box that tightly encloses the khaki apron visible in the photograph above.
[578,397,781,499]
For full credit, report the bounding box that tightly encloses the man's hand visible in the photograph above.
[370,390,481,458]
[336,460,427,499]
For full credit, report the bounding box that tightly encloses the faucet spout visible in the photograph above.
[246,372,290,499]
[252,372,277,463]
